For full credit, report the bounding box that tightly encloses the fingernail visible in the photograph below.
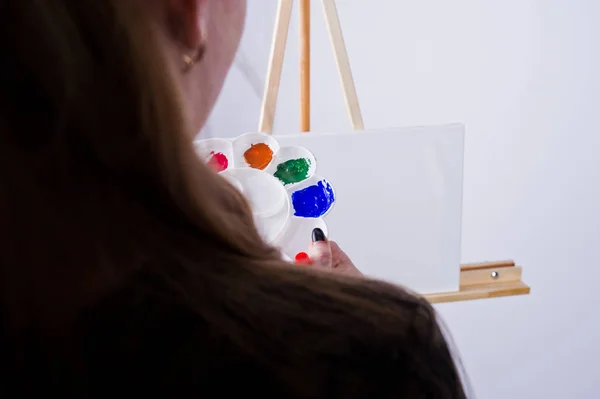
[312,228,326,243]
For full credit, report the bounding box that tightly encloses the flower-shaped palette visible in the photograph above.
[195,132,336,260]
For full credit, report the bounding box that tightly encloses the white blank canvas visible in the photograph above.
[275,124,464,294]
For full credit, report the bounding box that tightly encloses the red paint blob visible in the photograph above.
[207,151,228,173]
[295,252,311,265]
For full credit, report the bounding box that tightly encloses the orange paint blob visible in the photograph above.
[243,143,273,170]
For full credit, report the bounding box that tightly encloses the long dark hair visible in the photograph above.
[0,1,467,397]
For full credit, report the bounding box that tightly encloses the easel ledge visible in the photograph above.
[424,260,530,304]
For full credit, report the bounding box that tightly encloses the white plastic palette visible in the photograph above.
[195,132,335,259]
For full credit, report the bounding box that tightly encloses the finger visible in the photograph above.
[308,241,332,268]
[307,228,331,268]
[329,241,363,276]
[329,241,349,267]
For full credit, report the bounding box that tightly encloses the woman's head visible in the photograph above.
[0,0,272,321]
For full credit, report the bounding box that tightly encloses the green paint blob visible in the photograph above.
[274,158,312,185]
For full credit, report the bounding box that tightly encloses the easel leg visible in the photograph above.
[321,0,364,130]
[300,0,311,132]
[259,0,293,134]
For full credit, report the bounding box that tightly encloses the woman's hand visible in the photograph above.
[328,241,363,277]
[295,228,362,277]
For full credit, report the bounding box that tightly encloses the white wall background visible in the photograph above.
[206,1,600,398]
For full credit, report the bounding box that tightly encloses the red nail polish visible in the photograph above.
[295,252,310,265]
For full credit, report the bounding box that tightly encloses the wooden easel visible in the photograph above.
[258,0,530,303]
[259,0,363,133]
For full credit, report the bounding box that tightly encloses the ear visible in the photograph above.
[166,0,208,50]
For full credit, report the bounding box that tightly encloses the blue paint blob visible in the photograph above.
[291,180,335,218]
